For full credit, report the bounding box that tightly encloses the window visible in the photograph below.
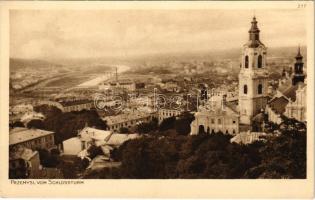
[218,119,221,124]
[244,85,248,94]
[258,84,263,94]
[245,56,249,68]
[211,119,215,124]
[258,55,262,68]
[233,120,236,124]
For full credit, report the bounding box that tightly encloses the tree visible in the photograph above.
[175,112,195,135]
[27,119,44,129]
[159,116,176,131]
[119,127,129,134]
[74,117,306,179]
[11,121,24,128]
[136,117,158,134]
[36,108,108,144]
[87,145,103,159]
[36,148,60,168]
[244,117,306,179]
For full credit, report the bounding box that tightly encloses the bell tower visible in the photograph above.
[238,16,269,125]
[292,46,305,85]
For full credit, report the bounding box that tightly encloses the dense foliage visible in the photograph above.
[10,121,25,128]
[36,148,61,168]
[85,117,306,179]
[34,105,107,144]
[136,117,158,134]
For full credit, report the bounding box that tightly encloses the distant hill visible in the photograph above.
[10,45,306,71]
[119,45,307,65]
[10,58,64,71]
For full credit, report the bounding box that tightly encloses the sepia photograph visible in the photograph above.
[0,0,314,198]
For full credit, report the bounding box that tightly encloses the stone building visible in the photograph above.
[266,47,307,124]
[59,99,94,112]
[9,147,41,179]
[238,16,269,125]
[103,111,157,132]
[9,128,55,150]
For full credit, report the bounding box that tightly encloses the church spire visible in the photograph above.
[296,45,303,60]
[292,46,305,85]
[247,16,263,48]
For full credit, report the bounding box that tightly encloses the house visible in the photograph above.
[20,112,45,124]
[265,96,289,124]
[103,111,157,132]
[59,99,94,112]
[10,104,33,115]
[62,127,139,157]
[78,127,112,147]
[9,128,55,150]
[62,137,82,156]
[62,127,112,156]
[284,83,306,122]
[9,147,41,179]
[158,107,182,124]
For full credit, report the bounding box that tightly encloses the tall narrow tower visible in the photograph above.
[292,46,305,85]
[238,16,269,125]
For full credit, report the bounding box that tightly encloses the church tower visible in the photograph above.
[238,16,269,125]
[292,46,305,85]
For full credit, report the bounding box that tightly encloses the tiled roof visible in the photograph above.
[268,96,289,115]
[278,81,306,102]
[225,100,238,113]
[9,128,54,146]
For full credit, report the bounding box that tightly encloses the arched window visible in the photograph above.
[258,84,263,94]
[258,55,262,68]
[244,85,248,94]
[245,56,249,68]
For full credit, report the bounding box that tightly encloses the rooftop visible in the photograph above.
[277,81,306,102]
[103,111,153,125]
[268,96,289,115]
[59,99,93,107]
[79,127,112,142]
[106,133,139,146]
[9,128,54,146]
[9,147,38,161]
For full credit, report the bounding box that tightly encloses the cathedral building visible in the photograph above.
[190,95,239,135]
[190,16,307,135]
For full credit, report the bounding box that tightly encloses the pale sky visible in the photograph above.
[10,9,307,59]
